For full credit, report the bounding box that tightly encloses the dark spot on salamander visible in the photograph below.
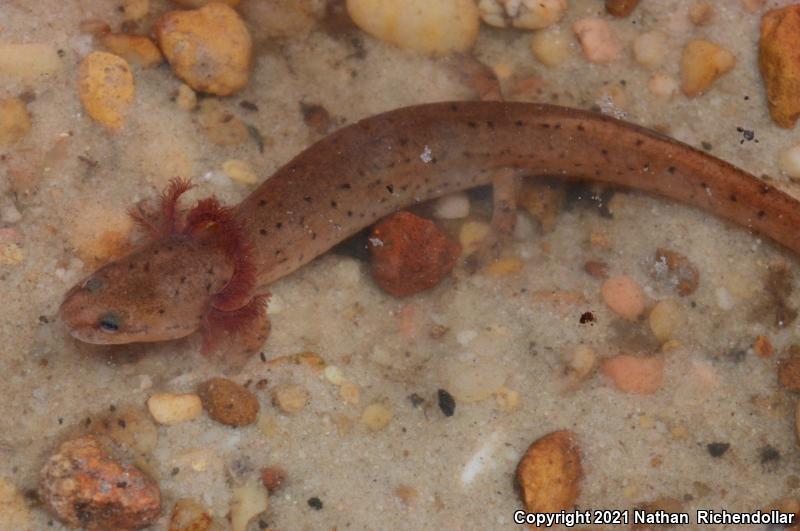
[259,199,267,207]
[303,196,312,203]
[601,149,609,156]
[539,123,551,129]
[276,222,283,229]
[330,200,338,208]
[577,124,585,132]
[635,139,644,147]
[158,309,165,315]
[339,183,351,190]
[207,267,214,275]
[515,120,524,127]
[180,276,186,284]
[144,262,150,272]
[347,210,353,217]
[206,283,212,292]
[386,184,394,193]
[399,137,409,147]
[757,210,766,218]
[729,194,737,202]
[761,184,771,194]
[467,121,477,128]
[260,228,267,235]
[667,166,677,174]
[486,121,495,130]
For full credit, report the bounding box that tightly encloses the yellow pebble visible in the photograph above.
[340,383,360,404]
[0,98,31,145]
[222,159,258,185]
[458,221,491,255]
[361,403,392,431]
[77,51,135,130]
[648,299,683,343]
[271,384,309,414]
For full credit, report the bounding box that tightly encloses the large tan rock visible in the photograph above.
[759,5,800,127]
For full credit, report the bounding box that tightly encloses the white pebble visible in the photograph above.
[715,286,735,310]
[478,0,567,30]
[530,27,572,67]
[433,192,470,219]
[780,144,800,178]
[324,365,345,385]
[266,294,283,315]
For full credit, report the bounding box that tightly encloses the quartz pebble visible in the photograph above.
[530,28,572,67]
[573,18,619,64]
[271,384,309,414]
[602,354,664,394]
[361,403,393,431]
[759,6,800,128]
[223,159,258,185]
[680,39,735,97]
[40,435,161,530]
[176,83,197,111]
[478,0,567,30]
[156,3,252,96]
[564,345,597,381]
[198,378,259,427]
[122,0,149,21]
[346,0,480,55]
[601,276,646,320]
[77,51,135,130]
[100,34,163,68]
[230,481,268,531]
[0,43,62,82]
[147,392,202,425]
[648,74,679,98]
[0,478,30,529]
[433,192,470,219]
[633,31,667,70]
[648,299,683,343]
[0,97,31,145]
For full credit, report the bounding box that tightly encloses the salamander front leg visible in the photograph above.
[465,168,523,272]
[200,294,270,372]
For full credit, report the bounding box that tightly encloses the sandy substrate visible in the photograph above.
[2,0,800,529]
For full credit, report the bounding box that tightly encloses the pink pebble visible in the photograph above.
[601,275,646,320]
[602,354,664,395]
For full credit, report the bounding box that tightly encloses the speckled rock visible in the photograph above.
[759,5,800,127]
[77,51,135,129]
[369,211,461,297]
[39,435,161,530]
[156,3,252,95]
[198,378,259,426]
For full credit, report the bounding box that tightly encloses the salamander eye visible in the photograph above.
[98,313,120,333]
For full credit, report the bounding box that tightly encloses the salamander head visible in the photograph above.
[59,237,231,345]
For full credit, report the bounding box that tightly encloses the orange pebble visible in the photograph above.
[602,354,664,394]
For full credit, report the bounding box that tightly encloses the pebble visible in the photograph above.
[171,0,240,6]
[271,384,309,414]
[340,382,361,404]
[778,348,800,391]
[156,3,252,95]
[715,286,735,310]
[324,365,345,385]
[242,0,320,40]
[230,480,268,531]
[100,34,163,68]
[40,435,161,530]
[223,159,258,185]
[648,299,683,343]
[573,18,619,64]
[347,0,480,55]
[260,466,286,494]
[196,99,249,145]
[605,0,640,17]
[361,402,393,431]
[652,248,700,296]
[530,28,572,67]
[780,144,800,177]
[459,220,491,255]
[648,73,679,98]
[147,392,203,425]
[198,378,260,427]
[433,192,470,219]
[680,39,735,97]
[0,243,24,265]
[493,387,520,411]
[516,430,582,512]
[759,6,800,127]
[478,0,567,30]
[0,43,62,82]
[602,276,646,320]
[564,345,597,381]
[0,478,30,529]
[602,354,664,394]
[754,335,774,358]
[0,97,31,145]
[689,3,714,25]
[168,498,218,530]
[77,51,135,130]
[369,211,460,297]
[633,31,667,70]
[122,0,149,21]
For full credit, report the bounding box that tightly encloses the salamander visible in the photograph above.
[59,101,800,354]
